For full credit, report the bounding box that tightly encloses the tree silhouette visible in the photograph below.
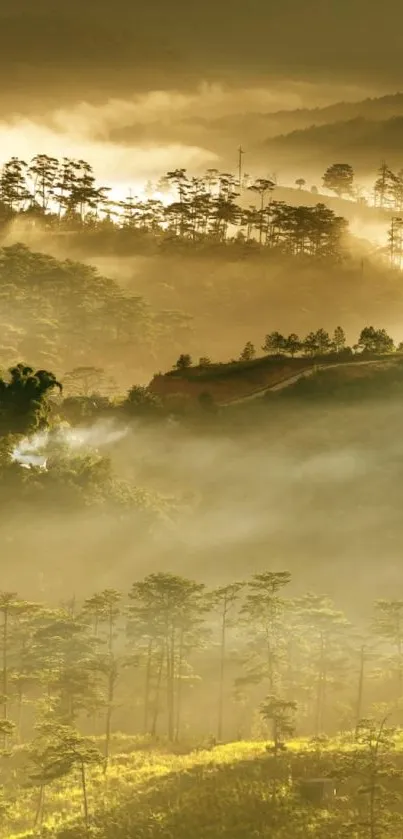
[209,583,244,741]
[175,354,192,370]
[240,342,256,362]
[262,332,287,355]
[357,327,395,354]
[0,364,62,435]
[28,155,59,213]
[373,600,403,702]
[128,573,206,741]
[82,589,122,768]
[333,326,346,353]
[323,163,354,197]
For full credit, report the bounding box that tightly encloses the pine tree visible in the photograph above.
[239,341,256,361]
[82,589,122,767]
[333,326,346,353]
[208,583,244,741]
[237,572,291,719]
[128,573,206,741]
[262,332,287,355]
[28,720,103,834]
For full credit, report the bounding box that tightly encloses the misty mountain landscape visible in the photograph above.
[2,1,403,837]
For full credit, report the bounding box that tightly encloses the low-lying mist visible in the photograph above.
[4,392,403,622]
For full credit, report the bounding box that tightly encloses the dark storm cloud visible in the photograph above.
[1,0,403,103]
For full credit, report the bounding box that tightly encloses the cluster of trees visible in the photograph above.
[0,363,173,530]
[0,572,403,830]
[172,325,397,372]
[309,161,403,211]
[241,198,347,258]
[374,162,403,211]
[0,572,402,748]
[0,155,109,223]
[260,324,396,358]
[0,156,348,259]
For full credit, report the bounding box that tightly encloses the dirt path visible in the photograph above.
[222,359,384,406]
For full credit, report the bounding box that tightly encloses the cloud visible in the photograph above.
[0,112,218,187]
[0,0,401,109]
[0,75,385,192]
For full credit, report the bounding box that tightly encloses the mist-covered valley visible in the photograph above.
[1,117,403,839]
[3,361,403,617]
[5,0,403,833]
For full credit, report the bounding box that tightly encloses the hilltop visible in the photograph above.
[149,355,312,404]
[149,353,403,406]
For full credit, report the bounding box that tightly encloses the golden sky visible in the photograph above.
[0,1,401,185]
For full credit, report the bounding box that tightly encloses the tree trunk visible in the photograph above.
[143,639,153,734]
[175,630,184,742]
[16,685,24,743]
[80,761,89,836]
[315,633,325,736]
[355,645,365,735]
[166,630,175,742]
[151,649,164,737]
[397,633,402,699]
[34,785,45,829]
[104,660,116,771]
[217,605,227,741]
[2,606,8,748]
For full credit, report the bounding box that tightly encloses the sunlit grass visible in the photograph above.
[7,732,403,838]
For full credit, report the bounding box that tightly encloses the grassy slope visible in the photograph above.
[150,354,402,404]
[8,737,355,839]
[11,732,403,839]
[270,356,403,403]
[150,356,311,402]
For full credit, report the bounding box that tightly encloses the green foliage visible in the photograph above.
[259,695,297,750]
[357,326,395,354]
[123,385,163,418]
[303,329,332,356]
[0,364,61,435]
[262,331,287,355]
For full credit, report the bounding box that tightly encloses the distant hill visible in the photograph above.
[262,115,403,174]
[191,92,403,144]
[258,92,403,137]
[108,92,403,179]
